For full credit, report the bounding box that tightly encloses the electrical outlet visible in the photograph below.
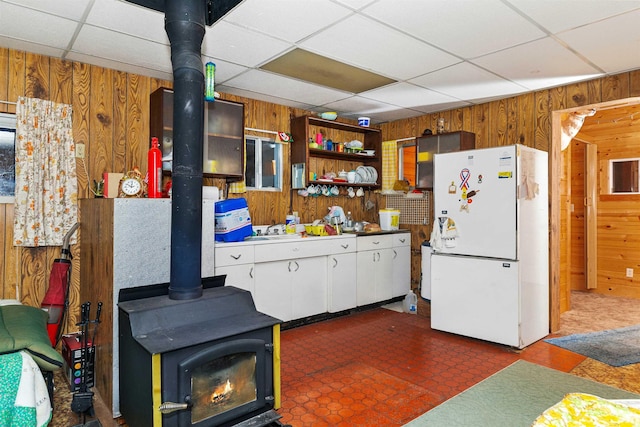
[76,143,85,159]
[626,268,634,278]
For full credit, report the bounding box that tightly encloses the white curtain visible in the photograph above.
[13,97,78,247]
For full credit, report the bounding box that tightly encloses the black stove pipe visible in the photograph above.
[165,0,205,300]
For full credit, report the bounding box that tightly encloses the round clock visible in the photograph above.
[118,168,146,198]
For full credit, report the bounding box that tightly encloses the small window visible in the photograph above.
[610,158,640,194]
[398,142,416,187]
[245,136,283,191]
[0,113,16,203]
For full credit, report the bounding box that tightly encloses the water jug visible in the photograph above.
[403,291,418,315]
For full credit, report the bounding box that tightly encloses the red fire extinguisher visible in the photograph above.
[148,137,162,198]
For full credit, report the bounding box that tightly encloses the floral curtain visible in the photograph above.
[382,140,398,191]
[13,97,78,247]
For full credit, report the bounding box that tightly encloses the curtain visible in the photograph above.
[13,97,78,247]
[382,140,398,192]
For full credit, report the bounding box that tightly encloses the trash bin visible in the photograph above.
[421,241,433,300]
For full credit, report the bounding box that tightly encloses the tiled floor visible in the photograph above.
[277,307,586,427]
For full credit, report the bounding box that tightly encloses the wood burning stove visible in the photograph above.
[118,286,282,426]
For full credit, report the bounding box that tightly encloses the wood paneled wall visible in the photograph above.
[1,45,639,334]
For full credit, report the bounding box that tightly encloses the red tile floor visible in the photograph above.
[276,307,585,427]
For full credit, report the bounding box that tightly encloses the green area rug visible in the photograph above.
[544,323,640,367]
[404,360,640,427]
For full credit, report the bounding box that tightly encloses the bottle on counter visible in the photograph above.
[344,211,354,231]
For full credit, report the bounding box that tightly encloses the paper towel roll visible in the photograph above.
[202,186,219,201]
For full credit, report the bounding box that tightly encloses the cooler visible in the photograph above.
[214,198,253,242]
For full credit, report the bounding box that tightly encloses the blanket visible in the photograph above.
[0,351,52,427]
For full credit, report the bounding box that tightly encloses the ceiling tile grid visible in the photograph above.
[0,0,639,123]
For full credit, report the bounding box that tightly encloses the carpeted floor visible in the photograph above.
[557,291,640,336]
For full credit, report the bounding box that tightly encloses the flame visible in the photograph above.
[210,379,233,403]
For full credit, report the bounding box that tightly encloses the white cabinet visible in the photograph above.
[254,257,327,322]
[391,233,411,298]
[327,239,357,313]
[215,245,255,293]
[356,235,393,306]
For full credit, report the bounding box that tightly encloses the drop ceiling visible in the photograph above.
[1,0,640,124]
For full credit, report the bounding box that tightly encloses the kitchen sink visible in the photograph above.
[244,234,303,241]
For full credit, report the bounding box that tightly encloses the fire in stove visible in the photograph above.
[210,380,232,404]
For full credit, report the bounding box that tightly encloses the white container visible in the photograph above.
[403,290,418,314]
[379,209,400,231]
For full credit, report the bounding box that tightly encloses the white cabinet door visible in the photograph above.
[328,253,357,312]
[392,233,411,298]
[357,249,393,305]
[216,264,254,294]
[292,257,328,319]
[254,260,292,322]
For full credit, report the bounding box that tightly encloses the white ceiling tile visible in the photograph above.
[333,0,378,11]
[472,37,603,91]
[506,0,640,33]
[300,14,459,80]
[203,21,291,67]
[0,35,66,60]
[216,85,316,111]
[86,0,167,43]
[410,62,528,101]
[0,2,78,49]
[322,95,394,115]
[72,26,172,72]
[224,0,352,43]
[4,0,92,21]
[65,51,173,80]
[223,69,352,106]
[360,82,458,109]
[200,57,248,84]
[412,100,472,114]
[558,10,640,74]
[362,0,546,59]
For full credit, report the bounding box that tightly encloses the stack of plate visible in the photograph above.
[355,166,378,184]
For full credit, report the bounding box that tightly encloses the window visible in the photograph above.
[245,136,282,191]
[398,142,416,186]
[0,113,16,203]
[610,158,640,194]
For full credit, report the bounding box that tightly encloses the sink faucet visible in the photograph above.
[266,224,283,235]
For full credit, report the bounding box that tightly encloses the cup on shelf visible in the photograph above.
[347,187,355,198]
[356,187,364,197]
[347,170,356,183]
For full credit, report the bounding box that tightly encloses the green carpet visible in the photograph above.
[544,323,640,367]
[404,360,640,427]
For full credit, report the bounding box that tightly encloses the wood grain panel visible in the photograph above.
[73,62,91,199]
[90,66,114,184]
[489,98,507,146]
[112,70,127,174]
[8,50,25,112]
[50,58,72,105]
[0,48,8,113]
[601,73,630,102]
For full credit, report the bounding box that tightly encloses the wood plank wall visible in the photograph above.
[1,46,639,334]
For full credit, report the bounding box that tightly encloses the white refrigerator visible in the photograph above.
[430,144,548,349]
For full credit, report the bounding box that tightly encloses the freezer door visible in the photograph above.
[431,254,521,347]
[433,146,517,259]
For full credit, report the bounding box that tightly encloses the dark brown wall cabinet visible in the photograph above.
[150,87,245,181]
[416,131,475,189]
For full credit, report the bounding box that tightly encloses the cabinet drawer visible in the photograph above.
[326,237,357,254]
[393,233,411,247]
[255,239,334,263]
[356,234,393,251]
[215,245,255,266]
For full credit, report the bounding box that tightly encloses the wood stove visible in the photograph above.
[118,286,281,427]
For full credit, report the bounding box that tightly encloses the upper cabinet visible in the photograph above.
[290,115,382,188]
[150,87,245,181]
[415,131,475,189]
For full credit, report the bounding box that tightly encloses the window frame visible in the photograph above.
[0,112,16,203]
[244,135,283,192]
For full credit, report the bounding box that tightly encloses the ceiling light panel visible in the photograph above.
[472,37,603,91]
[300,14,459,81]
[223,0,353,43]
[261,49,395,93]
[203,21,291,67]
[362,0,545,59]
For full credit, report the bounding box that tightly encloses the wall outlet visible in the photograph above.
[626,268,634,278]
[76,143,85,159]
